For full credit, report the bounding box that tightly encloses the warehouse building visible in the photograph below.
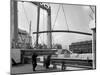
[69,40,92,54]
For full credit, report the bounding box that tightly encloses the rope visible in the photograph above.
[89,6,95,20]
[22,3,30,25]
[62,4,69,31]
[52,5,61,30]
[90,6,95,14]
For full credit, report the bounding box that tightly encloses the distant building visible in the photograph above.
[12,29,32,49]
[69,40,92,54]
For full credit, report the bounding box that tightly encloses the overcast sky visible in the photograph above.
[18,1,95,49]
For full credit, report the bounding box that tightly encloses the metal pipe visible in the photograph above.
[36,7,40,48]
[33,30,92,36]
[11,0,18,48]
[47,7,52,48]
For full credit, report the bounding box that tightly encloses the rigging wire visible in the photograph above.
[88,6,95,29]
[51,5,61,45]
[90,6,95,14]
[89,6,95,20]
[89,14,94,20]
[22,3,32,47]
[22,3,30,26]
[52,5,61,30]
[62,4,69,31]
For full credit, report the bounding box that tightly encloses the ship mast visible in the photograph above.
[47,7,52,49]
[30,2,52,49]
[36,6,40,48]
[11,0,18,48]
